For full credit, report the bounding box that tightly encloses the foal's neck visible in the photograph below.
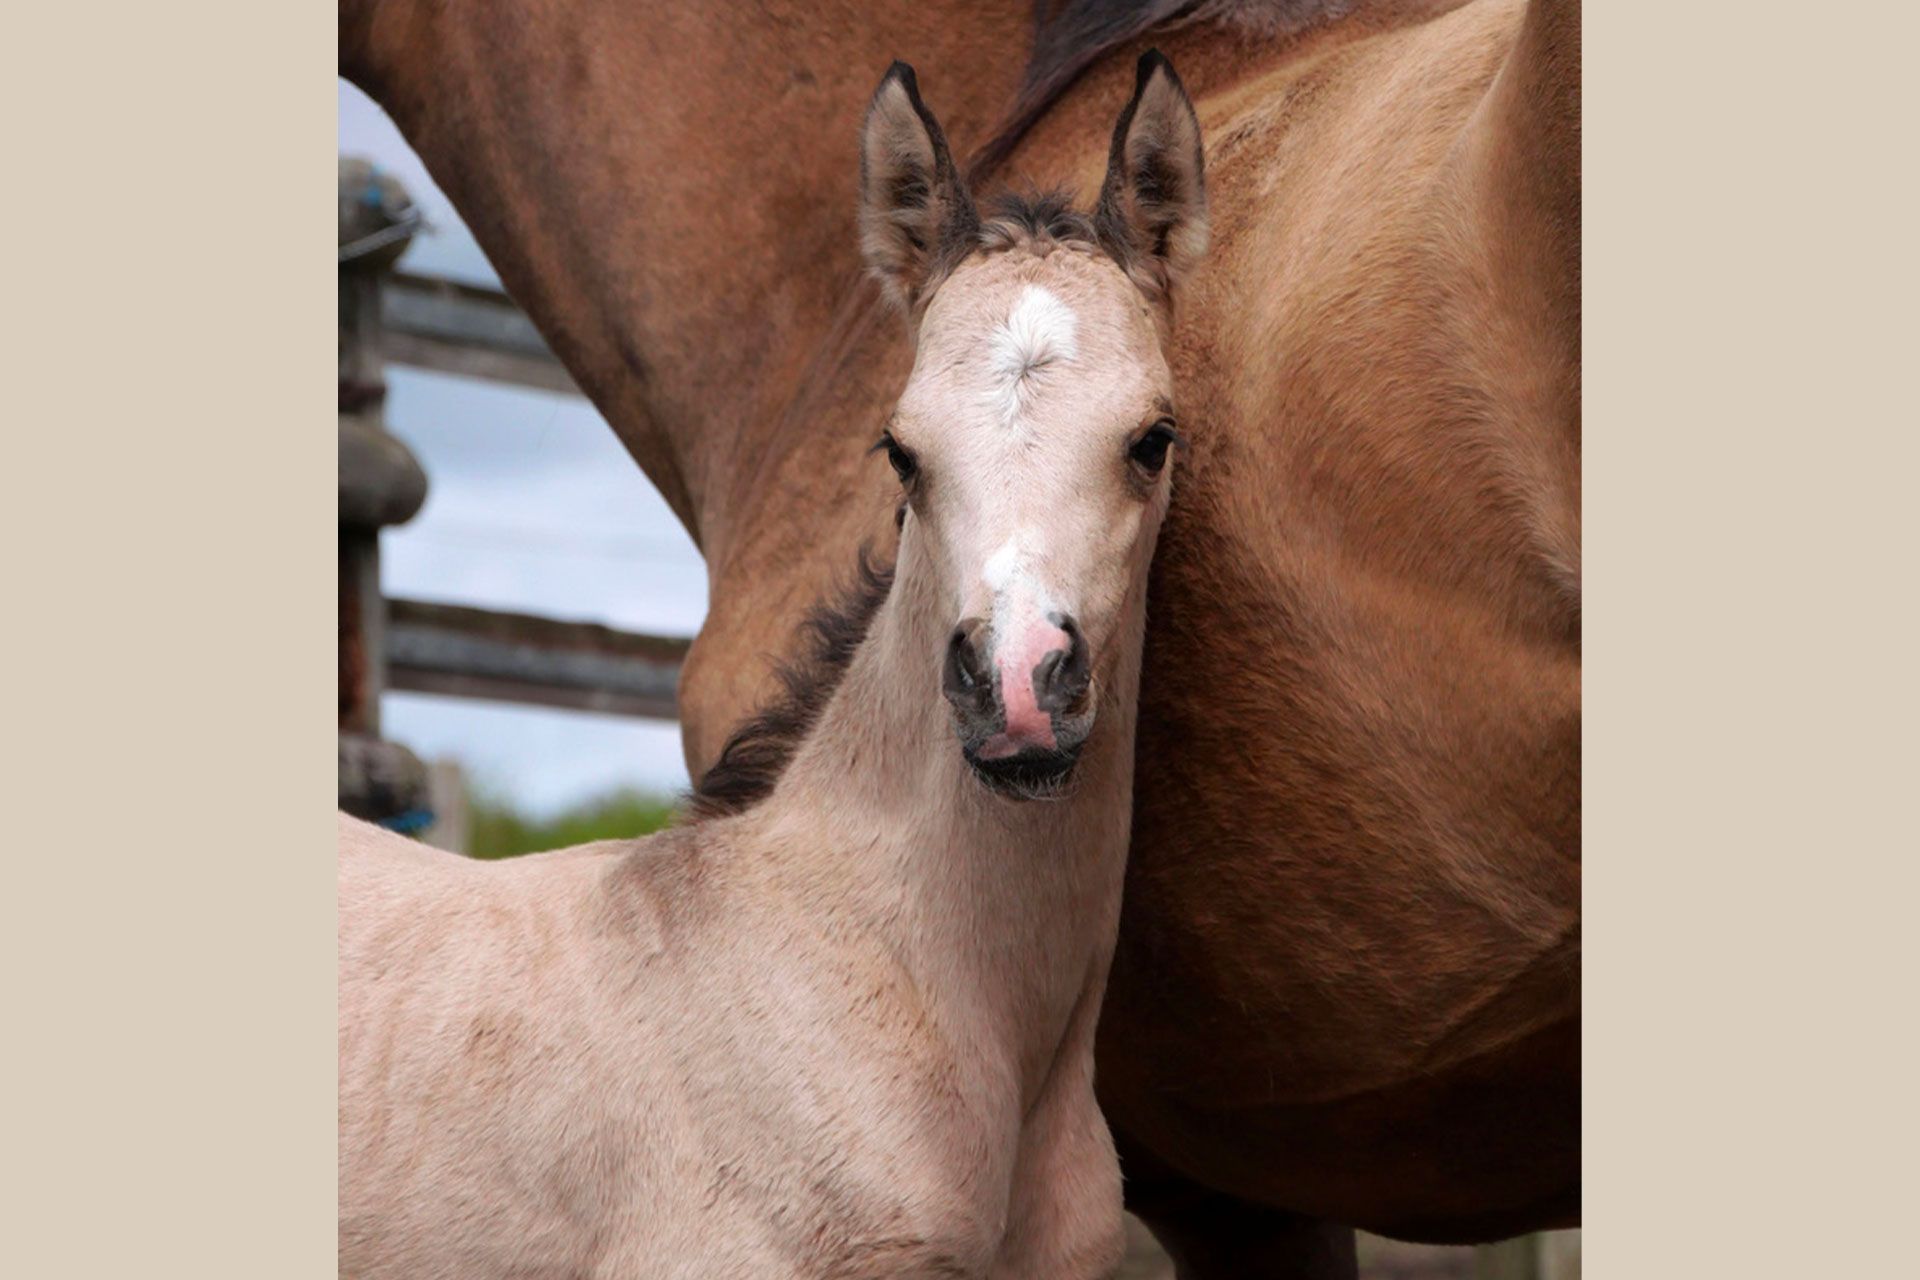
[755,539,1144,1100]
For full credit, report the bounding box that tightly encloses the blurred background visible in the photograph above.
[339,79,698,855]
[337,76,1576,1280]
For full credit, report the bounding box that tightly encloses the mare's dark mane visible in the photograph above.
[686,549,895,820]
[973,1,1353,181]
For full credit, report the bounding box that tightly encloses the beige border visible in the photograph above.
[1586,2,1918,1275]
[9,2,338,1272]
[9,1,1915,1275]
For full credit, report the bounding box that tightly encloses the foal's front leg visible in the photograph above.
[989,1036,1126,1279]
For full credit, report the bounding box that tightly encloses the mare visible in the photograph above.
[339,0,1580,1273]
[338,59,1208,1279]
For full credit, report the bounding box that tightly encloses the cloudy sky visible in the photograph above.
[342,80,707,816]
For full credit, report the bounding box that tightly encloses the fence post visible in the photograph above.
[338,155,431,825]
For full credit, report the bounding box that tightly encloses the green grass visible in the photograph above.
[466,787,681,859]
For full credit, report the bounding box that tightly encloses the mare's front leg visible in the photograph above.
[1116,1129,1357,1280]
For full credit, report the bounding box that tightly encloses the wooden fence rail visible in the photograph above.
[380,271,581,395]
[385,598,688,721]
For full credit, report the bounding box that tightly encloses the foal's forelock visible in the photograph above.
[910,191,1117,322]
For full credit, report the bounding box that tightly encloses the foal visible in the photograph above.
[339,52,1208,1279]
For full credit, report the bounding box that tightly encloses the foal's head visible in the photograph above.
[858,52,1208,798]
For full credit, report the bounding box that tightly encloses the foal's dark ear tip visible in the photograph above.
[883,60,919,93]
[1136,48,1175,86]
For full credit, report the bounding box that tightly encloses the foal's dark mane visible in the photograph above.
[687,548,895,820]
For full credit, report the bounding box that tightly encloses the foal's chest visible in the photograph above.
[667,1031,1014,1277]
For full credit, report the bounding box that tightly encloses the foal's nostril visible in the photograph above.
[944,622,992,708]
[948,631,973,689]
[1034,613,1091,714]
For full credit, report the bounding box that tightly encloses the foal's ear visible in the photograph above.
[859,62,979,312]
[1095,50,1209,302]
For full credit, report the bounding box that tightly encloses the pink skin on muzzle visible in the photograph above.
[975,615,1072,759]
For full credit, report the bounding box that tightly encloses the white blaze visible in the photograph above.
[980,529,1060,639]
[982,536,1023,593]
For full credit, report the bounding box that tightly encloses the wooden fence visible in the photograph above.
[336,157,687,829]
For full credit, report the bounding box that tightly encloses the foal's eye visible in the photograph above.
[1129,420,1180,475]
[872,432,917,484]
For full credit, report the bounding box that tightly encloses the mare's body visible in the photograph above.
[340,1,1579,1271]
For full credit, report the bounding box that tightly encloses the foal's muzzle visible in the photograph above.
[943,613,1093,798]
